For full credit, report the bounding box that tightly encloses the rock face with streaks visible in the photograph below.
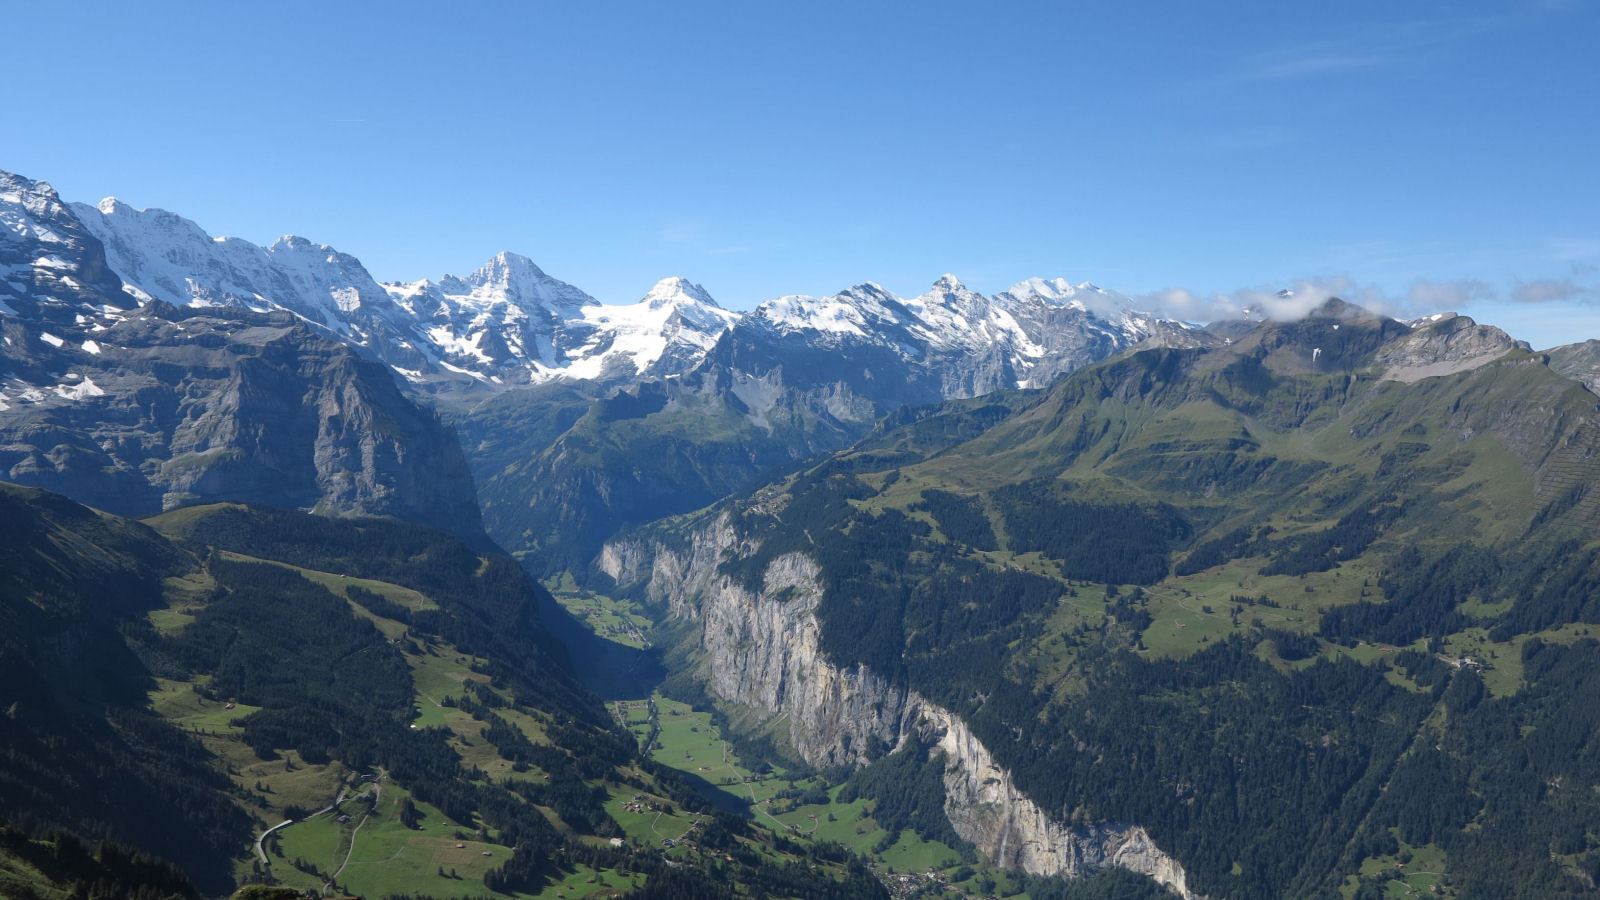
[601,518,1198,898]
[922,705,1193,893]
[0,302,485,540]
[1380,313,1528,383]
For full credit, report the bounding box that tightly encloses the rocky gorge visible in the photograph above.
[600,514,1198,898]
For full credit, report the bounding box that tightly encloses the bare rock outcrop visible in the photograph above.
[1380,313,1528,382]
[922,706,1193,895]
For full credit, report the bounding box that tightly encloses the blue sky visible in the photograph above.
[5,1,1597,347]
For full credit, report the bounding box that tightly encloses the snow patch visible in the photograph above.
[331,285,361,313]
[55,375,106,401]
[39,331,64,347]
[436,359,490,380]
[81,339,101,354]
[1408,312,1456,328]
[428,325,492,363]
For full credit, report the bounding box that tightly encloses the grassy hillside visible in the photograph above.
[0,488,892,899]
[621,308,1600,898]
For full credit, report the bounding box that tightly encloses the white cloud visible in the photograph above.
[1134,276,1392,323]
[1129,274,1600,324]
[1546,238,1600,263]
[1512,278,1587,304]
[1245,51,1388,81]
[1404,279,1492,310]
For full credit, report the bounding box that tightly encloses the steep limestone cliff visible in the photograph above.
[601,518,1198,898]
[921,706,1193,895]
[0,303,485,542]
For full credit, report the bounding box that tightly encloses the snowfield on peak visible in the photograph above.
[384,263,738,383]
[74,198,397,335]
[735,273,1199,393]
[547,277,739,382]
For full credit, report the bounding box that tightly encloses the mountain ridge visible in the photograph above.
[6,168,1204,397]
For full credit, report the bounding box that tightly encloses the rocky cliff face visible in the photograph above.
[0,301,484,541]
[922,706,1192,893]
[601,517,1197,898]
[1379,313,1528,382]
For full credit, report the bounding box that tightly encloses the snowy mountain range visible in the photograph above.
[2,170,1201,396]
[0,171,487,533]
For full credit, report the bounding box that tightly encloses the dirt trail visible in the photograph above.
[327,780,382,887]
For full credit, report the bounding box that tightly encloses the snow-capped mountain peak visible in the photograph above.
[1,172,137,318]
[643,276,718,309]
[69,197,402,337]
[550,280,739,381]
[379,258,737,383]
[435,251,596,314]
[903,275,1037,359]
[474,250,546,286]
[1000,276,1133,314]
[1,172,69,224]
[836,282,901,308]
[1005,276,1079,304]
[755,294,864,337]
[750,281,914,340]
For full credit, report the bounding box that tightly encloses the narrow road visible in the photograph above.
[254,819,293,865]
[716,739,805,836]
[254,786,346,864]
